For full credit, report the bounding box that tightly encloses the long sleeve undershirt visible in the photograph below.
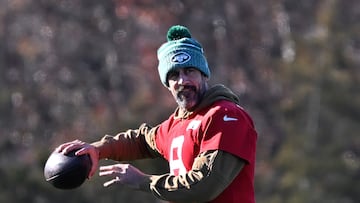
[91,123,246,202]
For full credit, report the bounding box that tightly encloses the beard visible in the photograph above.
[175,83,206,111]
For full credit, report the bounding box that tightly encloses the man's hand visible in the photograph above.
[99,163,150,190]
[55,139,100,178]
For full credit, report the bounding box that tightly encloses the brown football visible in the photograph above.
[44,149,91,190]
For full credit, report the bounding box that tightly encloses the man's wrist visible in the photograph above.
[138,174,153,192]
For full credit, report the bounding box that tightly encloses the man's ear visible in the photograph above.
[203,74,210,82]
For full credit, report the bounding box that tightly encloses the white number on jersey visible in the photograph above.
[169,136,187,176]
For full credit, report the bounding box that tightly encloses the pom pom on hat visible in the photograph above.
[167,25,192,41]
[157,25,211,87]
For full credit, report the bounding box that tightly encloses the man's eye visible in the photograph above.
[168,71,179,79]
[185,68,197,75]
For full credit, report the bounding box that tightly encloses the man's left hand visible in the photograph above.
[99,163,150,190]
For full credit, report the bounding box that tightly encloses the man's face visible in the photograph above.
[167,67,208,111]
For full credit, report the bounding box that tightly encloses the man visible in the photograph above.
[56,25,257,203]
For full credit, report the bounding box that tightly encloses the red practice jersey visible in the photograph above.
[155,100,257,203]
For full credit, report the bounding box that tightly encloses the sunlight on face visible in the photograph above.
[167,67,208,111]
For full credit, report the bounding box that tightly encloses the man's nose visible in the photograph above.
[178,71,189,85]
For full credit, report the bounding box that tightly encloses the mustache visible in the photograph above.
[178,85,196,92]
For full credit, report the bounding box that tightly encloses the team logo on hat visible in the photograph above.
[171,52,191,64]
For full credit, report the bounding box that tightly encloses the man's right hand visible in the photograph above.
[55,139,100,178]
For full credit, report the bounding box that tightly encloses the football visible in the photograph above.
[44,149,91,189]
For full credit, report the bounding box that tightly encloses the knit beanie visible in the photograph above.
[157,25,211,87]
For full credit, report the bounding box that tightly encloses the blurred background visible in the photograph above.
[0,0,359,202]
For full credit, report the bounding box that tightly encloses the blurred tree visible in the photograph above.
[0,0,358,202]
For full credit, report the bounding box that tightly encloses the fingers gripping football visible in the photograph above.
[55,139,100,178]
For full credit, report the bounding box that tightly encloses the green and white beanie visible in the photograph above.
[157,25,211,87]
